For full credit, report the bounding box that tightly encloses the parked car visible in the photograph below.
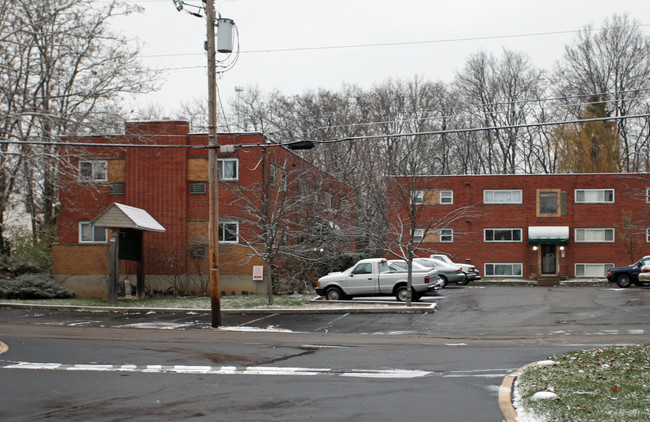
[387,260,442,294]
[429,254,481,282]
[316,258,441,302]
[606,256,650,288]
[414,258,466,286]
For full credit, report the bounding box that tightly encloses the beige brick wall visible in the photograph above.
[52,244,109,274]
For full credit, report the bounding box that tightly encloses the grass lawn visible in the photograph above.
[0,295,319,310]
[514,344,650,422]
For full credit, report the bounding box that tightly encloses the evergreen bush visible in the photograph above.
[0,273,75,299]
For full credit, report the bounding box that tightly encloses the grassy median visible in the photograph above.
[514,344,650,421]
[0,295,317,309]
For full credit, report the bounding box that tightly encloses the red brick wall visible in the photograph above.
[55,122,352,295]
[389,174,650,277]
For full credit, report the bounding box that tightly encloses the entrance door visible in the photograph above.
[541,244,556,275]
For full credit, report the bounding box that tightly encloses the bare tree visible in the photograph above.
[554,14,650,172]
[0,0,159,249]
[454,49,546,174]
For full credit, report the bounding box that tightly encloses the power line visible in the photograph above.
[312,89,650,132]
[2,114,648,150]
[140,23,650,59]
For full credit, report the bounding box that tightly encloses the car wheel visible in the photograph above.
[439,275,448,287]
[616,274,633,288]
[457,275,469,286]
[325,287,344,300]
[395,286,409,302]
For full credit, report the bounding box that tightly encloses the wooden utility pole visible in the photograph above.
[205,0,221,327]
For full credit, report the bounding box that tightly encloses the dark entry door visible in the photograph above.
[541,244,556,274]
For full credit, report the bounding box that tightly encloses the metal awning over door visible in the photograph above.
[528,226,569,243]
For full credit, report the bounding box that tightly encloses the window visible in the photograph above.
[438,228,453,242]
[484,228,522,242]
[485,263,522,277]
[647,228,650,242]
[298,180,309,198]
[217,158,238,181]
[323,192,333,208]
[575,228,614,242]
[218,221,239,243]
[411,190,424,205]
[109,183,125,195]
[189,182,206,194]
[79,222,107,243]
[575,263,614,277]
[484,190,522,204]
[413,228,453,243]
[352,262,372,275]
[79,160,107,182]
[575,189,614,203]
[440,190,453,204]
[270,164,287,190]
[536,189,564,216]
[412,189,454,205]
[646,188,650,203]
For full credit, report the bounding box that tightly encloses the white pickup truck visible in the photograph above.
[316,258,441,302]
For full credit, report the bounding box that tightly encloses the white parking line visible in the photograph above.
[2,361,435,379]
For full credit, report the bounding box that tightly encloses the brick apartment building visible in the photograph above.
[389,173,650,279]
[52,120,351,297]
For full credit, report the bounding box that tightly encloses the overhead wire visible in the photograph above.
[2,114,648,150]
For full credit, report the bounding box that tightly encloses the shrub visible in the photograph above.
[0,273,75,299]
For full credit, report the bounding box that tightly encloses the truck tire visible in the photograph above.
[616,274,633,288]
[325,286,345,300]
[395,286,420,302]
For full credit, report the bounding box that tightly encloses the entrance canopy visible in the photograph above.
[91,203,165,232]
[528,226,569,244]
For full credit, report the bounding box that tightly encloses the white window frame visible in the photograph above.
[217,158,238,181]
[647,228,650,242]
[484,228,522,242]
[79,160,108,182]
[646,188,650,203]
[411,190,424,205]
[484,263,523,277]
[440,190,453,204]
[437,228,453,243]
[575,228,615,243]
[218,220,239,243]
[575,189,614,204]
[79,221,108,243]
[413,228,453,243]
[575,263,615,277]
[484,189,522,204]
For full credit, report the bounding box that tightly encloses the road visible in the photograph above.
[0,285,648,421]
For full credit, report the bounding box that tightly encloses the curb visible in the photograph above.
[499,361,538,422]
[0,301,437,315]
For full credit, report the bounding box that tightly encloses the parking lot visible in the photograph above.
[1,285,648,422]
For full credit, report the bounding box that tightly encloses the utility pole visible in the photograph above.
[205,0,221,328]
[172,0,236,327]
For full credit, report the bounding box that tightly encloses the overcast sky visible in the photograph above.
[111,0,650,115]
